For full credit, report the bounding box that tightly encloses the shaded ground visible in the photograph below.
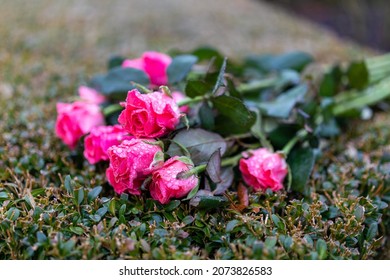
[0,0,388,259]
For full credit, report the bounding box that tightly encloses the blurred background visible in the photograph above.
[1,0,382,70]
[265,0,388,51]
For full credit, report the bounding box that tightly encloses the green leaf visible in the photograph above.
[90,67,149,100]
[167,55,198,84]
[366,222,378,241]
[36,231,47,243]
[107,55,125,70]
[76,188,84,206]
[347,61,369,90]
[287,147,315,197]
[182,215,194,225]
[6,207,20,221]
[265,236,277,248]
[212,95,256,135]
[213,167,234,195]
[87,186,102,202]
[226,220,240,232]
[212,57,227,94]
[184,184,199,200]
[69,226,84,235]
[189,193,228,209]
[316,239,328,260]
[192,46,225,67]
[167,128,227,165]
[319,65,342,97]
[185,80,211,98]
[258,84,308,118]
[245,51,313,72]
[206,149,222,183]
[319,72,336,97]
[0,192,9,200]
[109,199,116,215]
[199,101,215,130]
[164,200,181,211]
[64,175,73,194]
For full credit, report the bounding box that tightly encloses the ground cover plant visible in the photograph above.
[0,46,389,260]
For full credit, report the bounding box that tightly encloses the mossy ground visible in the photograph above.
[0,0,388,259]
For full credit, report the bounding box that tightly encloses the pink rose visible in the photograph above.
[122,51,172,87]
[106,139,163,195]
[83,125,133,164]
[55,101,104,149]
[78,86,106,104]
[149,156,199,204]
[118,89,181,138]
[239,148,288,192]
[172,91,189,113]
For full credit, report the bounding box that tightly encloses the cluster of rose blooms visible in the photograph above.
[55,51,288,204]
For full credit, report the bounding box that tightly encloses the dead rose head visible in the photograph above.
[239,148,288,192]
[118,89,181,138]
[122,51,172,87]
[55,101,105,149]
[83,125,133,164]
[106,139,163,195]
[149,156,199,204]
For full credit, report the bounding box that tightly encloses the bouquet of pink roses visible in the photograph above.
[55,48,390,207]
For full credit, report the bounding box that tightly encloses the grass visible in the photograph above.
[0,0,389,260]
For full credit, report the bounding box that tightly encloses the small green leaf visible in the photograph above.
[190,194,228,209]
[69,226,84,235]
[212,57,227,94]
[287,147,315,197]
[0,192,9,200]
[168,55,198,84]
[206,149,222,183]
[185,80,211,98]
[316,239,328,260]
[366,222,378,241]
[6,207,20,221]
[36,231,47,243]
[347,61,369,90]
[76,188,84,206]
[184,184,199,200]
[64,175,73,194]
[87,186,102,202]
[226,220,240,232]
[258,84,308,118]
[265,236,277,248]
[213,167,234,195]
[164,200,181,211]
[109,199,116,215]
[182,215,194,225]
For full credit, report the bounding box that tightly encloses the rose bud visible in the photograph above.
[106,139,163,195]
[239,148,288,192]
[118,89,181,138]
[83,125,133,164]
[78,86,106,104]
[55,101,104,149]
[149,156,199,204]
[122,51,172,87]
